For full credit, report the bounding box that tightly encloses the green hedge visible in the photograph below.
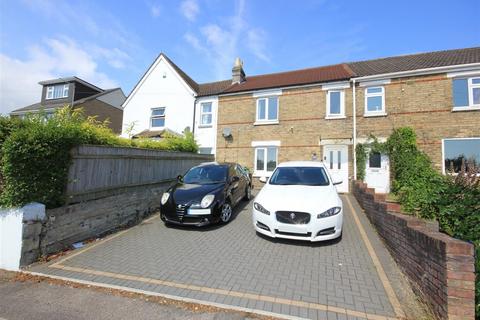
[0,107,198,209]
[357,127,479,315]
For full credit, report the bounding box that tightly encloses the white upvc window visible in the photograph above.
[442,138,480,174]
[364,86,386,116]
[256,96,279,124]
[200,102,213,126]
[151,107,166,128]
[326,90,345,118]
[254,146,278,177]
[452,77,480,111]
[46,84,69,100]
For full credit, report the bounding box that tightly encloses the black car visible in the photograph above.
[160,162,253,226]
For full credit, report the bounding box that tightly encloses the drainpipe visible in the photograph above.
[352,78,357,180]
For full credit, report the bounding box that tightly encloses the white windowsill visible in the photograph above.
[254,120,279,126]
[363,112,388,118]
[325,115,346,120]
[198,124,213,128]
[452,106,480,112]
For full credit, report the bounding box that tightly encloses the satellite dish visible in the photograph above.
[222,128,232,138]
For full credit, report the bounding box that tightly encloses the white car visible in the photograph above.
[252,161,343,242]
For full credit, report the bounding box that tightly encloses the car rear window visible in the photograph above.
[269,167,330,186]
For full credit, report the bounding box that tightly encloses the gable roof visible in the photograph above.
[223,64,354,94]
[128,47,480,101]
[348,47,480,77]
[10,88,122,114]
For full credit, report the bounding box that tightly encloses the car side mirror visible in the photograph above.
[231,176,240,183]
[176,175,183,182]
[333,180,343,185]
[259,176,267,183]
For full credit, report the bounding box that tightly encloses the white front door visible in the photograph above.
[323,145,349,193]
[365,152,390,193]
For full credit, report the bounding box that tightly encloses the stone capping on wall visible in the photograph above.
[352,181,475,320]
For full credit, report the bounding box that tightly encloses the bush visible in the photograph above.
[355,143,367,181]
[0,107,198,208]
[384,128,444,219]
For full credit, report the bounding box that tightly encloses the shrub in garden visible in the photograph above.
[0,107,198,208]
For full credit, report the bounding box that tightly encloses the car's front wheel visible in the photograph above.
[220,202,233,223]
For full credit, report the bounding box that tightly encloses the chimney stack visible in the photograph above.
[232,57,245,84]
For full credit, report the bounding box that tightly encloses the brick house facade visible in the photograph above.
[214,48,480,192]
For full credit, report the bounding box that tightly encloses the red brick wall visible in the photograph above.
[352,181,475,320]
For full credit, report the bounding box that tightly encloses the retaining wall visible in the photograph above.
[352,181,475,320]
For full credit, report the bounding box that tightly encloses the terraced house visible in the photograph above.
[125,47,480,193]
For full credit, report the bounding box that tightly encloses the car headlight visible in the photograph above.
[201,194,215,208]
[161,192,170,205]
[317,207,341,218]
[253,202,270,215]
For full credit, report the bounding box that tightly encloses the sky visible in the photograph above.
[0,0,479,115]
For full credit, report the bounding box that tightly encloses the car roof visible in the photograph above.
[277,161,326,168]
[198,162,236,167]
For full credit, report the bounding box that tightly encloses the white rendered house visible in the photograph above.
[121,53,230,154]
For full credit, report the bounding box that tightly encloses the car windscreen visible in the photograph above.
[269,166,330,186]
[183,165,228,184]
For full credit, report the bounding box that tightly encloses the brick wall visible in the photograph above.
[215,73,480,178]
[78,99,123,134]
[216,85,354,179]
[355,74,480,171]
[352,181,475,320]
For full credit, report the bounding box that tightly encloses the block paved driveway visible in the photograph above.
[28,194,422,320]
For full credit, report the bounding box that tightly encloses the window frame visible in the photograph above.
[150,107,166,128]
[326,90,345,119]
[255,96,279,124]
[46,84,69,100]
[452,76,480,111]
[441,137,480,175]
[199,102,213,127]
[254,146,278,177]
[364,86,386,116]
[468,77,480,107]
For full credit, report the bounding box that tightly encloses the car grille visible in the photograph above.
[176,204,187,215]
[275,211,310,224]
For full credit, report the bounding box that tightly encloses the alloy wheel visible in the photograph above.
[220,203,232,223]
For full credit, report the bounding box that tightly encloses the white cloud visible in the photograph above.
[183,0,270,79]
[149,3,161,17]
[0,37,118,115]
[180,0,199,21]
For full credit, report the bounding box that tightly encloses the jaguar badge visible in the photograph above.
[290,213,296,219]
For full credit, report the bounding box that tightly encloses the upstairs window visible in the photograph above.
[326,90,345,118]
[46,84,69,100]
[256,97,278,123]
[200,102,213,126]
[151,107,166,128]
[364,86,385,115]
[452,77,480,110]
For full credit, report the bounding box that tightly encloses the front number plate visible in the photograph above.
[187,208,211,215]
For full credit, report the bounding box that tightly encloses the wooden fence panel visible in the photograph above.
[66,145,214,202]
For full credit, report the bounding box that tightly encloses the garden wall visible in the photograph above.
[22,145,213,265]
[352,181,475,320]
